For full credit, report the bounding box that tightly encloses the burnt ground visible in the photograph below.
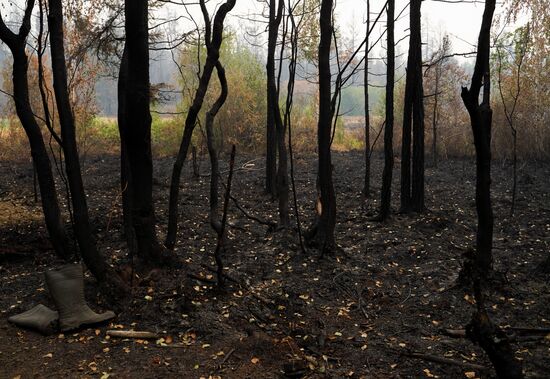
[0,151,549,378]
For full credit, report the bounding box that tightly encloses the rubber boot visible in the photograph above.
[8,304,59,335]
[45,263,115,331]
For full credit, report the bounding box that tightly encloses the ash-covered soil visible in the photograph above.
[1,152,549,378]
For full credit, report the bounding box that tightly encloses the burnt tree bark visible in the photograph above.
[48,0,110,280]
[400,0,424,213]
[410,0,425,213]
[265,0,282,198]
[305,0,336,253]
[165,0,236,250]
[271,0,289,227]
[461,2,523,375]
[117,42,138,256]
[206,61,228,235]
[122,0,165,262]
[400,32,414,212]
[363,0,371,197]
[378,0,395,221]
[461,0,495,276]
[0,0,72,261]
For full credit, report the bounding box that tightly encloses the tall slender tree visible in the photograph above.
[122,0,163,262]
[363,0,371,197]
[117,42,137,255]
[400,0,424,213]
[266,0,289,226]
[306,0,336,253]
[166,0,237,249]
[410,0,425,213]
[0,0,72,261]
[265,0,282,198]
[49,0,111,280]
[461,0,496,276]
[378,0,395,221]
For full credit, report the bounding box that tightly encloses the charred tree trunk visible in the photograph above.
[461,2,523,376]
[363,0,371,197]
[400,0,424,213]
[410,0,425,213]
[466,293,524,379]
[165,0,236,250]
[265,0,280,198]
[117,42,137,256]
[378,0,395,221]
[400,48,414,213]
[269,0,289,227]
[0,4,71,261]
[306,0,336,253]
[48,0,109,280]
[460,0,495,277]
[123,0,162,262]
[206,61,229,235]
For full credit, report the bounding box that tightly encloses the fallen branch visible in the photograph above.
[443,327,550,341]
[403,351,489,372]
[442,328,467,338]
[106,330,159,339]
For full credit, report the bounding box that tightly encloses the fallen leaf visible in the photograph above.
[423,368,435,377]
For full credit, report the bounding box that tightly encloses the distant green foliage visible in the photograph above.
[177,31,266,153]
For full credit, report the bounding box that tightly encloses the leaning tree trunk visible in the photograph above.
[0,0,72,261]
[411,0,425,213]
[379,0,395,221]
[306,0,336,253]
[48,0,109,281]
[165,0,236,250]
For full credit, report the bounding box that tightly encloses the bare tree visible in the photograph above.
[49,0,113,280]
[427,34,451,168]
[363,0,371,197]
[378,0,394,221]
[400,0,424,213]
[166,0,236,250]
[496,24,529,217]
[305,0,336,253]
[460,0,495,277]
[0,0,72,261]
[265,0,283,198]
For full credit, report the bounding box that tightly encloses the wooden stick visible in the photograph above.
[214,145,236,288]
[106,330,159,339]
[404,351,488,371]
[442,328,467,338]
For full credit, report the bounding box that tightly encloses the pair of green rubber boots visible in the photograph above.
[8,264,115,334]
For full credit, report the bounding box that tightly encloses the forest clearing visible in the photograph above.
[0,0,549,378]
